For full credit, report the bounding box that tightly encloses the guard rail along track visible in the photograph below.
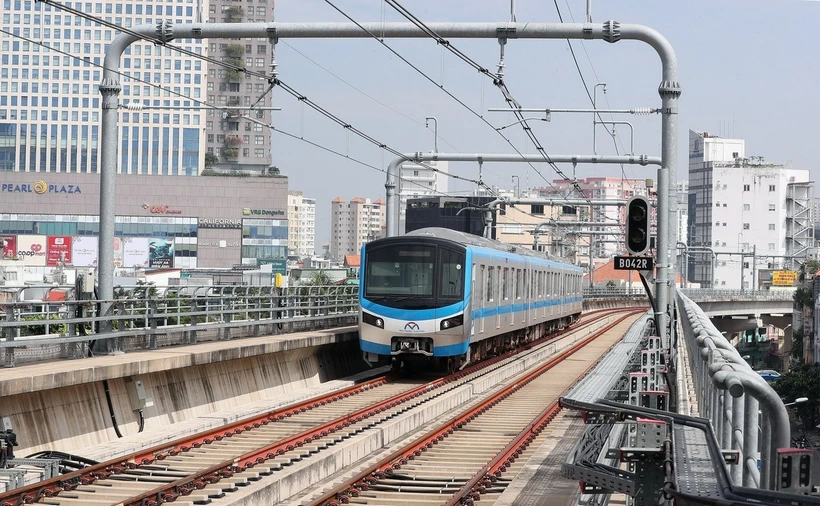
[0,285,642,367]
[0,308,639,505]
[307,310,643,506]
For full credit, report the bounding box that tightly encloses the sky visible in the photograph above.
[268,0,820,249]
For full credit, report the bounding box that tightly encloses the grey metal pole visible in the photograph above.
[425,116,438,153]
[385,153,658,237]
[511,175,520,198]
[732,391,745,484]
[97,76,120,350]
[101,21,678,306]
[589,234,594,289]
[659,74,681,350]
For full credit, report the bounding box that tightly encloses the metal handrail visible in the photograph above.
[680,288,794,302]
[0,284,359,367]
[676,290,790,490]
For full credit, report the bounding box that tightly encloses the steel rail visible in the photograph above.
[0,374,392,506]
[0,308,630,506]
[446,313,642,505]
[119,310,630,506]
[309,310,643,506]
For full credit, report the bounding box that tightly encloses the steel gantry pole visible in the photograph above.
[385,153,658,236]
[100,21,678,348]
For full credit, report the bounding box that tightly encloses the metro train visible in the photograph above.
[358,227,584,372]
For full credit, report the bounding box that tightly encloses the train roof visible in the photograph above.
[404,227,577,267]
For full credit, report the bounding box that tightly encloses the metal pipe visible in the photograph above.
[597,120,635,155]
[102,22,678,338]
[385,153,658,236]
[487,107,658,114]
[425,116,438,153]
[121,105,282,111]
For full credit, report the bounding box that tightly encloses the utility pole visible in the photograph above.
[425,116,438,153]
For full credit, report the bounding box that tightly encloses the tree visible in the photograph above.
[772,363,820,430]
[204,152,218,169]
[791,327,805,363]
[224,6,243,22]
[793,286,814,308]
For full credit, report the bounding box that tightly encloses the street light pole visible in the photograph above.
[511,175,520,198]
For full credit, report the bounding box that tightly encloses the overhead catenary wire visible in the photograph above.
[0,28,482,201]
[322,0,572,199]
[381,0,589,204]
[34,0,466,188]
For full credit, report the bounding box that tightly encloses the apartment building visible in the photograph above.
[330,197,386,261]
[287,190,316,258]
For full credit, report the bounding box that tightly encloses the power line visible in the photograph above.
[279,40,462,153]
[35,0,462,188]
[381,0,589,204]
[322,0,570,199]
[0,28,473,200]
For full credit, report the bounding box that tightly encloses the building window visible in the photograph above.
[769,204,775,211]
[715,202,720,207]
[743,204,750,211]
[768,223,775,230]
[413,170,419,176]
[743,184,750,191]
[768,243,775,250]
[769,185,776,192]
[531,204,544,215]
[743,223,750,230]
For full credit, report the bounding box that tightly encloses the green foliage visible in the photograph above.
[606,280,617,289]
[793,286,814,308]
[772,363,820,430]
[204,152,218,169]
[791,327,804,363]
[224,44,244,58]
[224,6,243,22]
[222,147,239,159]
[20,314,67,336]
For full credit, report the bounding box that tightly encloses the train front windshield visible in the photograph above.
[364,244,465,308]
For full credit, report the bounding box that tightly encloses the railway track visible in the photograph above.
[0,308,642,506]
[304,312,641,506]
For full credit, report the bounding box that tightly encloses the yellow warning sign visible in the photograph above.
[772,270,798,286]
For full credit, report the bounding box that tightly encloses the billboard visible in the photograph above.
[1,236,16,259]
[17,235,47,266]
[46,236,72,266]
[72,236,98,267]
[772,270,798,286]
[123,237,150,269]
[148,238,174,268]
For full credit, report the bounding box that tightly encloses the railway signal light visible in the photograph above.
[626,195,650,255]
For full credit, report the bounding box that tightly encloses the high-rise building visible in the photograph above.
[0,1,206,175]
[398,158,448,232]
[330,197,385,261]
[204,1,276,174]
[535,177,652,258]
[688,129,811,289]
[287,190,316,258]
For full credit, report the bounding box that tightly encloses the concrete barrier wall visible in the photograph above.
[2,341,365,457]
[583,298,649,311]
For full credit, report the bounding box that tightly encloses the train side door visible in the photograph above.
[478,264,486,335]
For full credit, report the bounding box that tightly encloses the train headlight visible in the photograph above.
[362,312,385,328]
[440,314,464,331]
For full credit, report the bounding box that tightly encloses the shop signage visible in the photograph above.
[1,181,82,194]
[198,218,242,229]
[198,241,240,248]
[258,258,287,274]
[242,208,285,217]
[143,202,182,215]
[772,270,798,286]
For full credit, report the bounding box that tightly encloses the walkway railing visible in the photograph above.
[680,288,795,302]
[582,287,646,298]
[0,285,359,367]
[676,291,790,490]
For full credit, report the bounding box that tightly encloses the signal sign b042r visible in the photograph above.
[626,195,650,255]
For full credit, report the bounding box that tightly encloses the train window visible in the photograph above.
[502,268,509,300]
[487,267,494,302]
[364,244,435,297]
[439,248,465,299]
[516,269,522,299]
